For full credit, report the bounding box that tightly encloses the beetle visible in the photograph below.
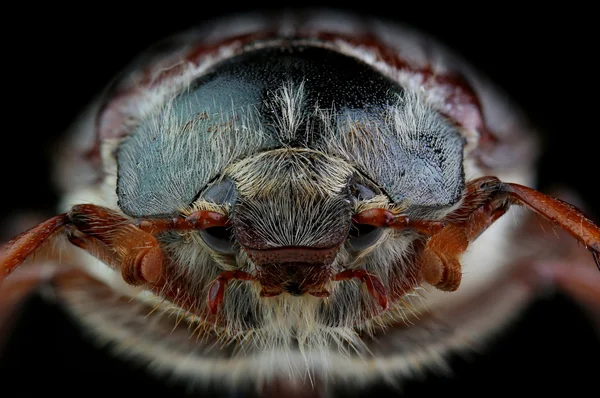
[1,9,599,398]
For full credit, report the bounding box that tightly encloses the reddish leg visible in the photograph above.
[353,209,446,236]
[352,176,600,294]
[349,210,447,306]
[334,269,388,310]
[134,210,229,234]
[65,225,165,286]
[503,182,600,261]
[1,205,229,297]
[417,177,600,291]
[1,204,232,316]
[1,215,67,278]
[206,270,255,314]
[58,205,166,286]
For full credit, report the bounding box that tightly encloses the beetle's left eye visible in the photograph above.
[199,178,237,254]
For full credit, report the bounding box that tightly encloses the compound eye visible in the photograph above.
[202,178,237,207]
[200,225,236,254]
[348,222,384,251]
[347,181,384,251]
[199,178,237,254]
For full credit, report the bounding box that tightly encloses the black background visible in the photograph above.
[1,4,599,397]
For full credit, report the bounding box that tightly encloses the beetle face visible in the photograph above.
[111,44,467,330]
[2,9,599,397]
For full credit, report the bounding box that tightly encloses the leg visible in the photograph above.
[334,269,388,309]
[1,215,67,278]
[1,204,234,317]
[65,225,165,286]
[418,177,600,291]
[206,270,255,314]
[353,209,446,236]
[58,205,166,286]
[1,205,229,287]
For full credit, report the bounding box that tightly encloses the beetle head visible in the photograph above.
[210,149,356,296]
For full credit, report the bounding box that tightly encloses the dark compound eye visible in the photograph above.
[347,181,384,251]
[200,225,236,254]
[199,178,237,254]
[349,182,378,201]
[348,221,384,251]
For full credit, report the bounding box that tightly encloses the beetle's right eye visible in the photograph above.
[348,181,384,251]
[348,223,383,251]
[199,178,237,254]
